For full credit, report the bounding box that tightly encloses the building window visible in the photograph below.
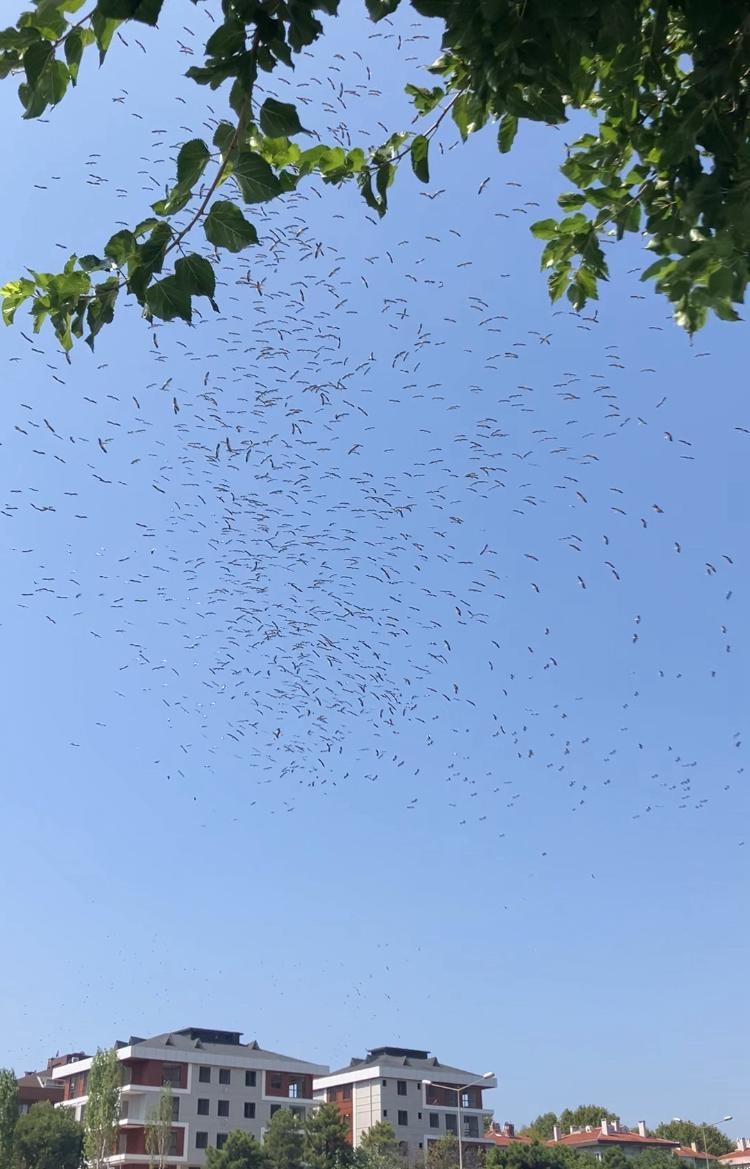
[196,1133,208,1150]
[162,1064,183,1089]
[244,1103,256,1119]
[245,1071,256,1088]
[199,1068,211,1084]
[397,1082,407,1097]
[461,1094,470,1110]
[216,1134,228,1150]
[383,1111,388,1119]
[464,1117,479,1139]
[382,1080,387,1087]
[398,1111,408,1127]
[399,1143,409,1159]
[270,1073,282,1090]
[197,1100,209,1116]
[219,1069,231,1086]
[270,1105,281,1117]
[171,1098,180,1122]
[288,1080,300,1099]
[342,1086,351,1101]
[418,1113,422,1121]
[445,1116,458,1136]
[218,1101,229,1118]
[429,1114,439,1129]
[328,1090,337,1104]
[290,1108,304,1120]
[167,1132,179,1156]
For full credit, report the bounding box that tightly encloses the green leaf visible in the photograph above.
[410,134,429,183]
[97,0,165,24]
[63,29,83,82]
[452,91,486,141]
[23,40,53,86]
[90,11,119,63]
[174,254,216,299]
[233,150,282,203]
[365,0,400,16]
[259,97,307,138]
[405,83,444,115]
[558,192,587,211]
[497,113,518,154]
[176,138,210,189]
[145,275,192,323]
[0,277,36,325]
[530,219,559,241]
[203,201,258,252]
[104,229,136,266]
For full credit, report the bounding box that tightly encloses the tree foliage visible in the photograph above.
[653,1122,733,1158]
[0,1069,18,1169]
[487,1142,594,1169]
[356,1121,405,1169]
[263,1107,305,1169]
[205,1130,269,1169]
[521,1115,559,1142]
[558,1108,620,1134]
[83,1048,120,1169]
[14,1101,83,1169]
[1,0,749,350]
[426,1135,460,1169]
[144,1085,173,1169]
[303,1103,353,1169]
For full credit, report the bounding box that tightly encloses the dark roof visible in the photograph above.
[367,1047,429,1060]
[321,1049,489,1082]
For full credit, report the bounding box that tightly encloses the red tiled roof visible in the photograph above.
[673,1147,716,1161]
[550,1129,679,1149]
[719,1153,750,1164]
[486,1133,533,1147]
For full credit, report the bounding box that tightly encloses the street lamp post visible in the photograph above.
[423,1073,494,1169]
[672,1116,733,1167]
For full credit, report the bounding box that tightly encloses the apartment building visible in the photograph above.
[313,1045,496,1165]
[52,1026,327,1169]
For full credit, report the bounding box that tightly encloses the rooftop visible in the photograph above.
[319,1046,494,1085]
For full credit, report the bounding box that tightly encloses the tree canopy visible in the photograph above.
[0,1069,18,1169]
[1,0,750,352]
[486,1142,594,1169]
[263,1107,305,1169]
[205,1130,269,1169]
[558,1108,620,1134]
[83,1048,120,1169]
[653,1121,733,1158]
[14,1101,84,1169]
[303,1103,353,1169]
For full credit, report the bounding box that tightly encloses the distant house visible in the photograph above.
[548,1120,680,1160]
[720,1141,750,1169]
[17,1055,83,1114]
[673,1144,718,1168]
[486,1123,532,1148]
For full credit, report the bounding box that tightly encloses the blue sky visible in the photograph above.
[0,0,747,1138]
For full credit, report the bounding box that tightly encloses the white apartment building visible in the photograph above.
[313,1046,496,1165]
[52,1026,328,1169]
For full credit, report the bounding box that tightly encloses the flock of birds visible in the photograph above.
[2,6,748,856]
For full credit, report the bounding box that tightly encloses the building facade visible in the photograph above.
[52,1027,327,1169]
[313,1046,496,1165]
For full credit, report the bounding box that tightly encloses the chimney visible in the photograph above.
[602,1121,609,1137]
[504,1124,515,1139]
[691,1143,698,1153]
[553,1127,560,1143]
[638,1123,647,1139]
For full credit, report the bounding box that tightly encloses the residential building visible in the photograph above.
[52,1026,327,1169]
[313,1045,496,1165]
[16,1055,77,1113]
[549,1120,679,1160]
[485,1123,531,1149]
[720,1141,750,1169]
[673,1144,717,1167]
